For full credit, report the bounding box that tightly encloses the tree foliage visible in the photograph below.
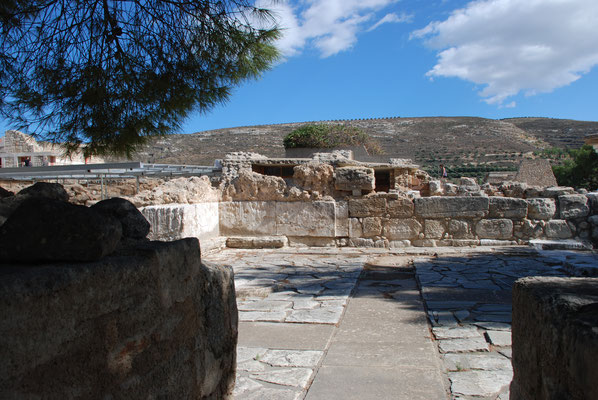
[552,145,598,190]
[283,124,383,155]
[0,0,279,156]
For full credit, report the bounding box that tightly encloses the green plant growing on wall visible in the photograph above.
[283,124,383,154]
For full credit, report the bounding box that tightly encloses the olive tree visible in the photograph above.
[0,0,279,156]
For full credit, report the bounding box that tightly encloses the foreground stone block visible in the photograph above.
[219,201,275,236]
[475,219,513,240]
[488,197,527,219]
[559,194,590,220]
[0,239,237,399]
[276,201,336,237]
[227,236,287,249]
[544,220,573,239]
[348,197,386,217]
[415,196,489,218]
[383,219,422,240]
[387,198,414,218]
[527,198,557,220]
[511,277,598,400]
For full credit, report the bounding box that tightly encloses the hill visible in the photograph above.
[132,116,598,179]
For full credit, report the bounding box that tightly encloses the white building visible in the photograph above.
[0,130,104,168]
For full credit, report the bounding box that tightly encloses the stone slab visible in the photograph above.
[219,201,276,236]
[238,322,335,350]
[276,201,336,237]
[415,196,489,218]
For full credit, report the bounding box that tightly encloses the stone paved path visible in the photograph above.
[204,247,597,400]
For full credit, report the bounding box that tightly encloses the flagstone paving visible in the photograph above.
[203,246,596,400]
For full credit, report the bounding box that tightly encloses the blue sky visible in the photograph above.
[2,0,598,136]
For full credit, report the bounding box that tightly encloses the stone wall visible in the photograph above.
[217,191,597,248]
[0,238,237,399]
[510,277,598,400]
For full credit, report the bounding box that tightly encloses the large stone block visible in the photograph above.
[424,219,445,239]
[349,218,362,238]
[475,219,513,240]
[559,194,590,219]
[143,203,220,241]
[544,220,573,239]
[415,196,489,218]
[362,217,383,237]
[219,201,276,236]
[276,201,336,237]
[334,167,375,191]
[449,219,474,239]
[387,198,414,218]
[383,219,422,240]
[511,277,598,400]
[348,197,386,217]
[527,198,556,220]
[488,197,528,219]
[0,239,237,399]
[586,192,598,213]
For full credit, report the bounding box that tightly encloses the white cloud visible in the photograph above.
[368,12,413,32]
[412,0,598,105]
[256,0,406,58]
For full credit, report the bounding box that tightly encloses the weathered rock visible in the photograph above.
[514,219,544,239]
[449,220,474,239]
[499,181,527,198]
[17,182,69,202]
[541,186,575,198]
[0,238,237,399]
[348,197,386,217]
[129,176,219,206]
[544,220,573,239]
[293,162,335,195]
[475,219,514,240]
[489,197,528,219]
[511,277,598,400]
[424,219,445,239]
[386,197,414,218]
[0,198,122,263]
[429,180,443,196]
[586,192,598,213]
[361,217,382,237]
[227,236,287,249]
[276,201,336,237]
[349,218,363,238]
[383,219,422,240]
[527,198,557,220]
[334,166,375,191]
[559,194,590,219]
[335,201,349,236]
[415,196,489,218]
[219,201,276,236]
[144,203,220,241]
[92,197,150,239]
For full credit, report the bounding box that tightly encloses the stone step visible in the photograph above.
[226,236,288,249]
[529,239,593,251]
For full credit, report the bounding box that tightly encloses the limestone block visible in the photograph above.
[389,240,412,248]
[219,201,276,236]
[475,219,514,239]
[429,180,443,196]
[143,203,219,241]
[349,218,362,238]
[334,167,375,191]
[559,194,590,219]
[387,198,414,218]
[510,277,598,400]
[449,219,474,239]
[488,197,528,219]
[227,236,287,249]
[288,236,336,247]
[361,217,383,237]
[527,198,556,220]
[412,239,437,247]
[415,196,489,218]
[383,219,422,240]
[348,197,386,217]
[541,186,575,198]
[544,220,573,239]
[0,239,237,399]
[514,219,544,239]
[276,201,336,237]
[437,239,479,247]
[335,201,349,237]
[424,219,445,239]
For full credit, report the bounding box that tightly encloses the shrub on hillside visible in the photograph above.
[283,124,383,154]
[552,145,598,190]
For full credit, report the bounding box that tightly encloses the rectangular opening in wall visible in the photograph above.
[252,164,296,178]
[374,169,391,192]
